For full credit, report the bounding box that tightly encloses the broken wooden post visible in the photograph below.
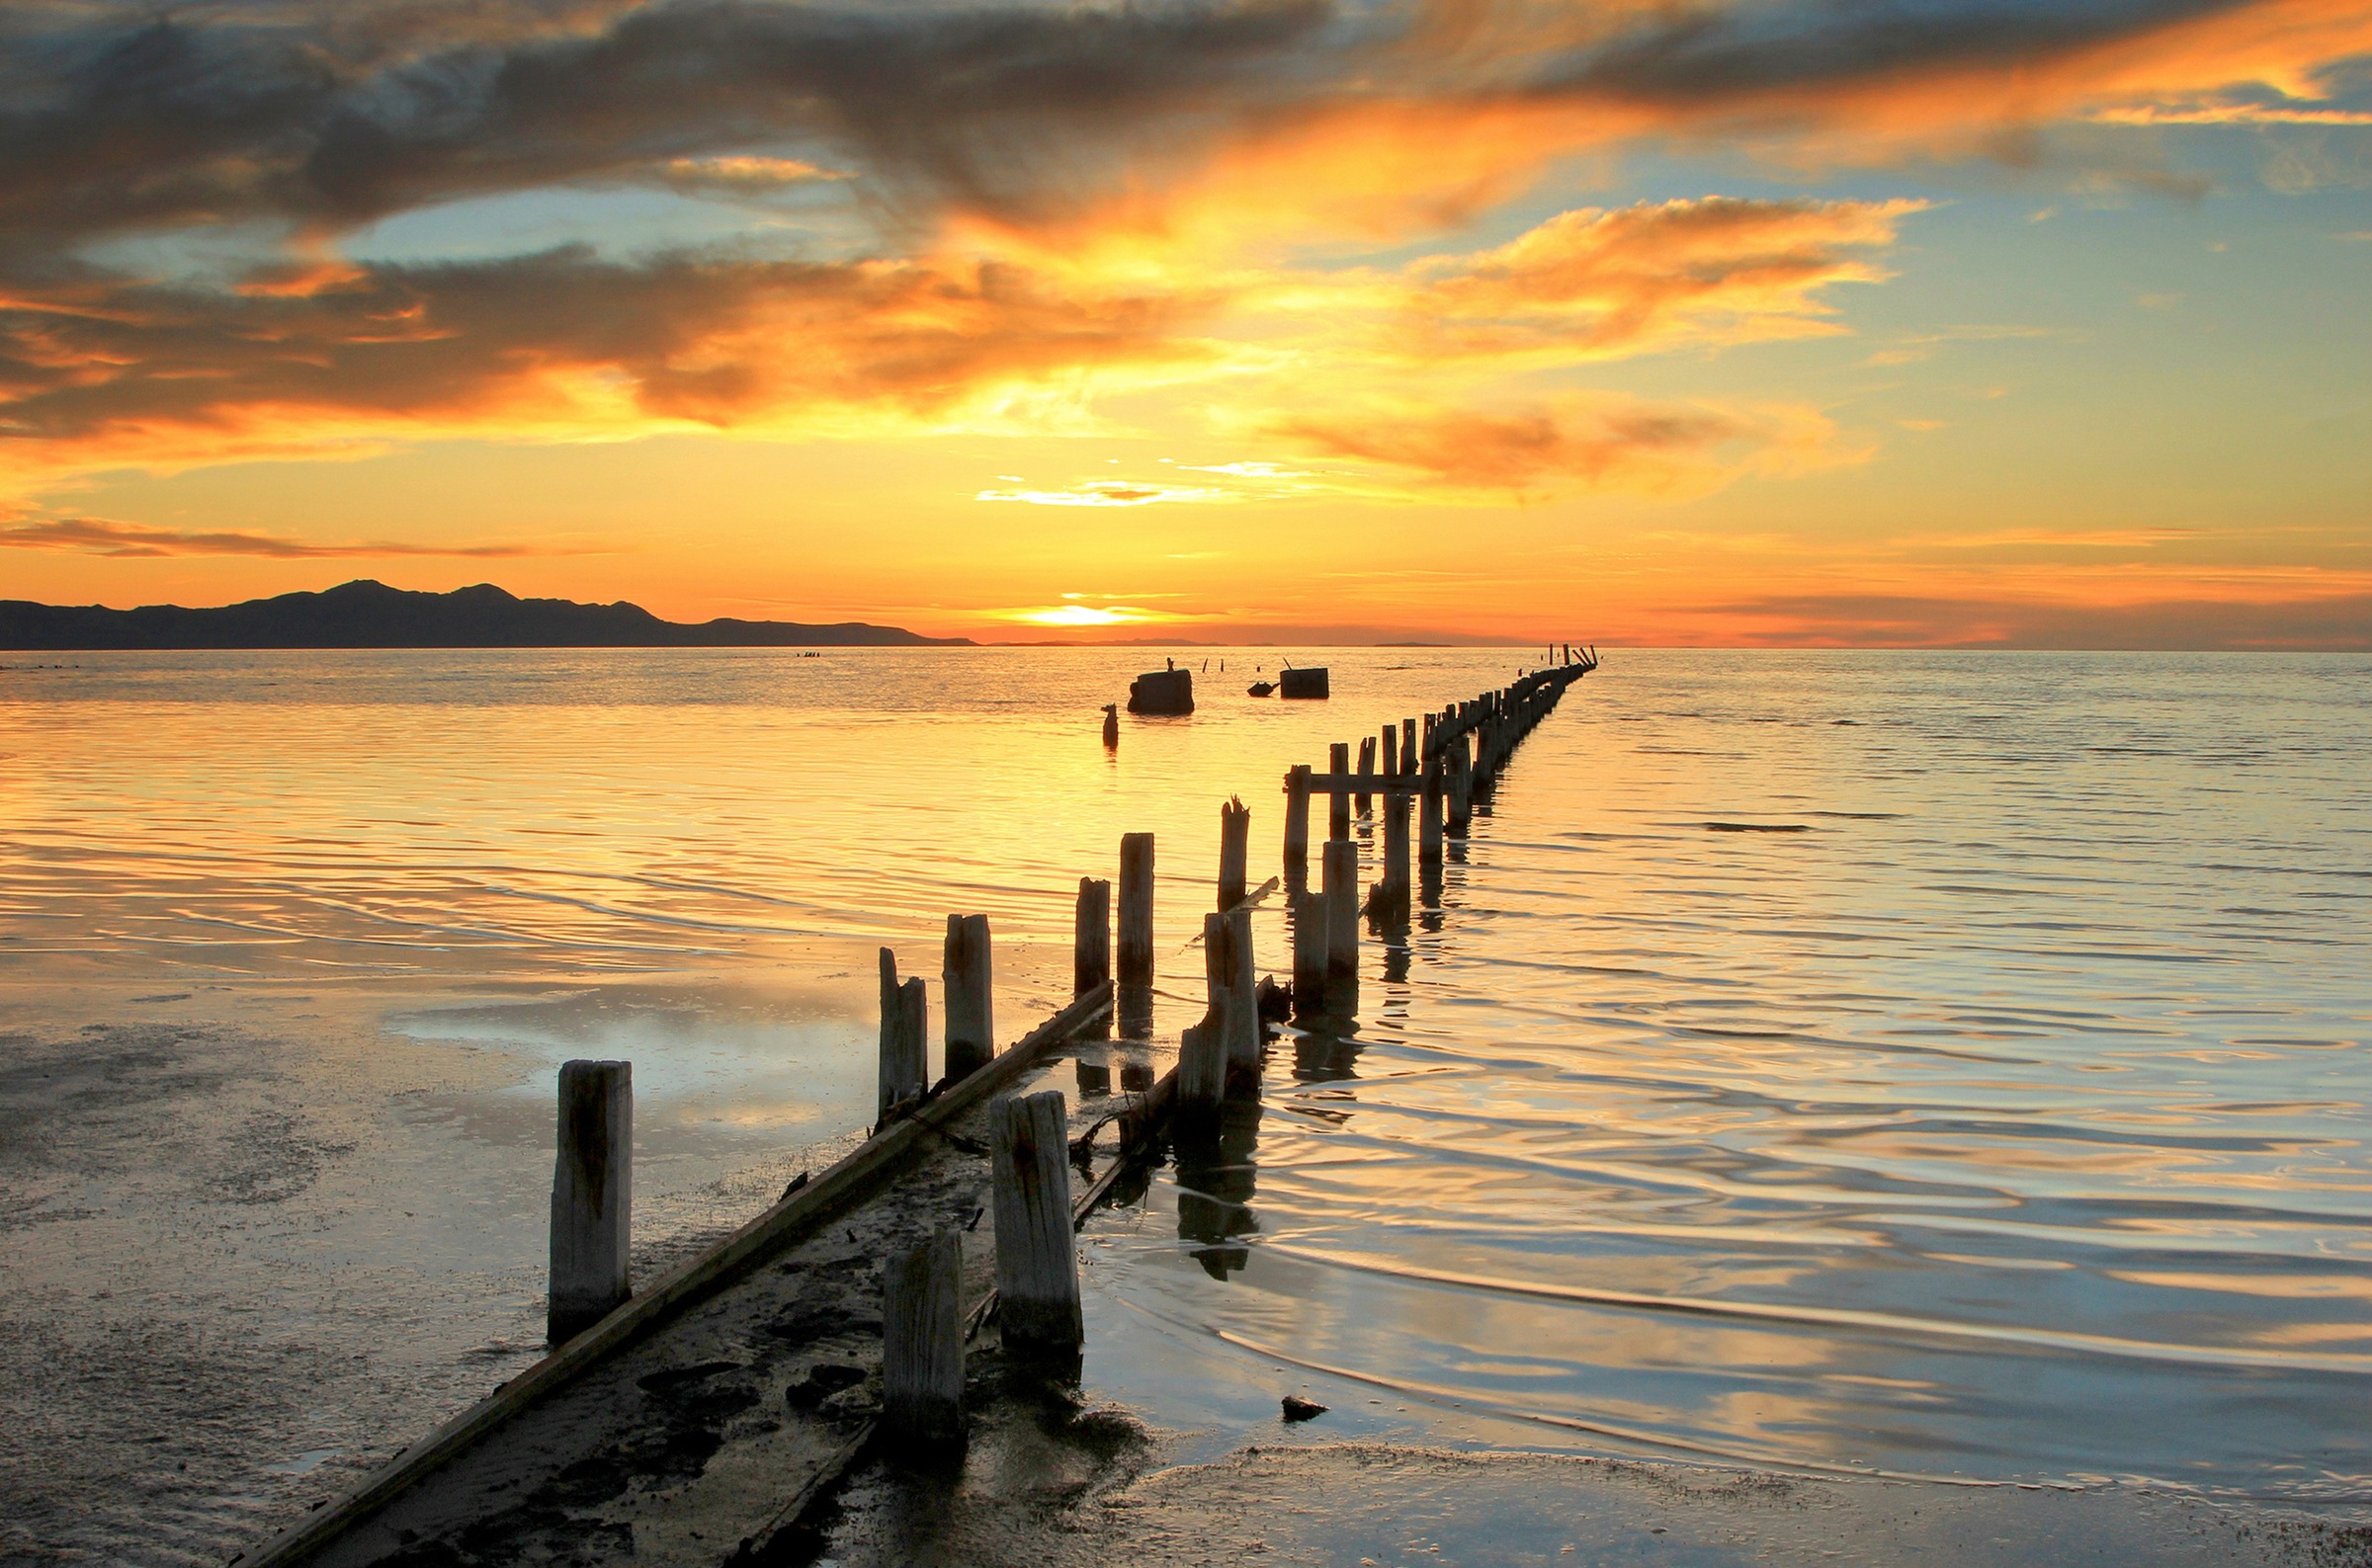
[943,913,994,1079]
[1322,839,1360,981]
[1218,796,1249,911]
[991,1090,1083,1351]
[1401,717,1417,773]
[1283,766,1311,876]
[1328,743,1351,841]
[1420,754,1444,865]
[883,1226,965,1446]
[878,949,928,1122]
[1356,735,1377,814]
[1226,906,1259,1070]
[1177,1001,1229,1113]
[548,1059,632,1345]
[1074,877,1111,1041]
[1291,887,1325,1013]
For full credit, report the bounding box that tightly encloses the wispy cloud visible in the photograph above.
[0,516,594,559]
[975,481,1232,507]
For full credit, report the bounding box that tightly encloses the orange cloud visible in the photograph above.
[0,516,596,559]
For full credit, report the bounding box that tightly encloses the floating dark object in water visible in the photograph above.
[1102,702,1120,748]
[1281,1395,1328,1422]
[1278,666,1328,700]
[1246,680,1277,697]
[1128,664,1195,714]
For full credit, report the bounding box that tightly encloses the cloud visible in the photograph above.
[1264,395,1862,495]
[976,481,1232,506]
[0,515,589,557]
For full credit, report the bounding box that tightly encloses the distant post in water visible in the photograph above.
[1322,839,1360,982]
[549,1059,632,1345]
[1328,744,1351,841]
[878,949,928,1121]
[1218,796,1249,911]
[943,913,994,1079]
[1074,877,1111,1040]
[883,1227,965,1446]
[1283,767,1312,876]
[990,1091,1083,1350]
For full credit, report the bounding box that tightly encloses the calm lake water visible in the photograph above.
[3,648,2368,1560]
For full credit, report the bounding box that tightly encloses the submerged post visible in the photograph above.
[991,1090,1083,1350]
[1218,796,1249,911]
[1322,839,1360,981]
[883,1227,965,1446]
[943,913,994,1079]
[1328,744,1351,841]
[1283,766,1312,875]
[549,1059,632,1345]
[878,949,928,1121]
[1074,876,1111,1043]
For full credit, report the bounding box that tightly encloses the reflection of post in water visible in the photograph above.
[1290,1003,1365,1082]
[1173,1090,1263,1280]
[1073,1041,1111,1098]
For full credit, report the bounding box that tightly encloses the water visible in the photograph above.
[2,648,2367,1560]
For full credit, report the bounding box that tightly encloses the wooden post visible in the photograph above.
[943,913,994,1079]
[879,949,928,1122]
[1401,717,1417,771]
[1447,733,1473,833]
[1074,875,1111,991]
[1203,908,1232,1041]
[1380,725,1398,783]
[1291,887,1324,1013]
[1218,796,1249,911]
[1227,906,1259,1070]
[1328,744,1351,840]
[1323,839,1360,981]
[1356,736,1376,814]
[1118,832,1154,992]
[1178,1003,1229,1113]
[1420,755,1444,865]
[549,1059,631,1345]
[991,1090,1083,1350]
[1283,766,1311,875]
[883,1227,965,1446]
[1382,786,1411,913]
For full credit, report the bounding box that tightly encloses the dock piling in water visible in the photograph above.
[1420,755,1444,865]
[1356,736,1377,814]
[1118,832,1155,1037]
[943,913,995,1079]
[1218,796,1249,911]
[1328,744,1352,841]
[1179,990,1229,1113]
[1283,766,1311,876]
[878,949,928,1121]
[1291,887,1324,1013]
[990,1090,1083,1350]
[883,1226,966,1446]
[548,1059,632,1345]
[1323,839,1360,983]
[1074,877,1112,1041]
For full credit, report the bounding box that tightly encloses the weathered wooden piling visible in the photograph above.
[1291,887,1324,1011]
[1356,735,1377,814]
[1322,839,1360,981]
[942,913,995,1079]
[548,1059,632,1345]
[1218,796,1249,911]
[1118,831,1154,995]
[1282,765,1311,875]
[1074,876,1111,1041]
[1381,785,1411,913]
[1380,725,1398,783]
[1328,743,1352,841]
[878,949,928,1122]
[990,1090,1083,1350]
[1420,754,1444,865]
[1226,905,1259,1070]
[1101,703,1119,750]
[1401,717,1417,771]
[1446,732,1473,834]
[883,1226,965,1446]
[1178,1000,1229,1112]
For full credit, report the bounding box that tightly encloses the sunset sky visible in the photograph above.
[2,0,2368,645]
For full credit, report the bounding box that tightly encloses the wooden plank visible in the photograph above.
[238,980,1115,1568]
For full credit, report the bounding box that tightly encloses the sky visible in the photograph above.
[1,0,2368,646]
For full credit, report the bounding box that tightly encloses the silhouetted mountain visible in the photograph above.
[0,580,971,649]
